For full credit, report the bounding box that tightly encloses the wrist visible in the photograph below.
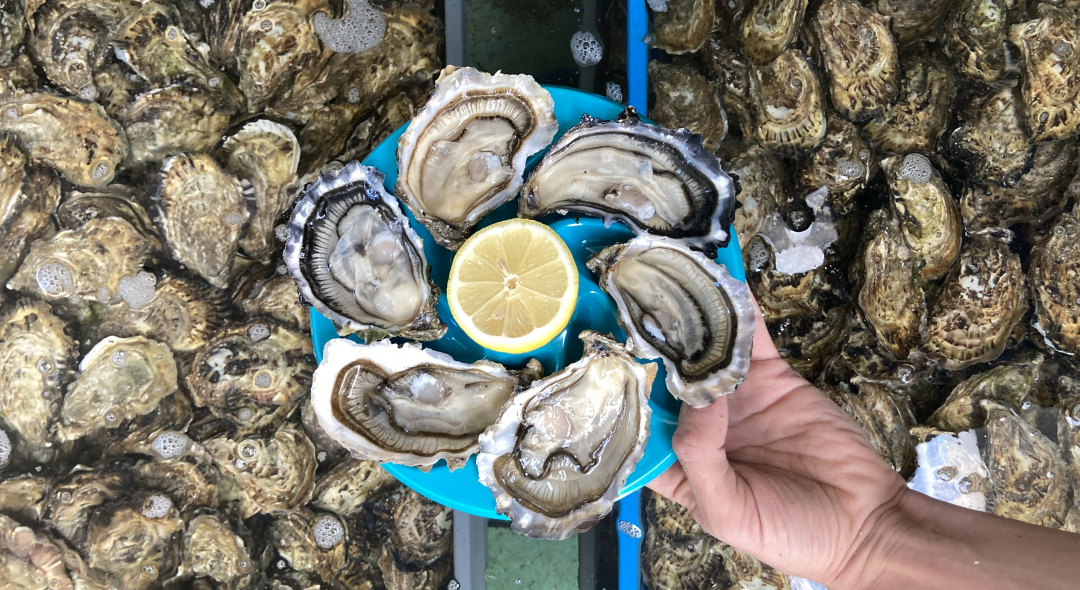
[825,486,918,590]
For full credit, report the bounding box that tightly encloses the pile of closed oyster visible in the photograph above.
[0,0,456,587]
[636,0,1080,586]
[296,63,757,541]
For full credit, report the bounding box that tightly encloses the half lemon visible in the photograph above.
[447,219,578,354]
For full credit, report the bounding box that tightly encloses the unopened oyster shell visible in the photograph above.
[0,513,78,590]
[57,336,178,441]
[809,0,899,122]
[0,93,127,187]
[922,230,1027,370]
[864,53,956,155]
[744,48,827,156]
[0,55,40,101]
[797,116,876,215]
[857,209,927,360]
[221,120,301,262]
[520,107,737,255]
[85,495,185,590]
[588,236,756,407]
[960,140,1078,229]
[153,153,253,289]
[823,382,916,476]
[204,425,316,518]
[882,153,962,281]
[0,133,61,291]
[1009,6,1080,142]
[642,492,724,590]
[949,85,1034,187]
[312,458,396,516]
[715,140,782,243]
[477,331,655,540]
[700,40,750,131]
[182,510,257,588]
[92,62,146,122]
[867,0,950,45]
[1058,382,1080,487]
[284,161,445,340]
[649,0,713,54]
[395,66,557,249]
[0,0,24,67]
[41,464,130,548]
[944,0,1024,84]
[740,0,807,64]
[132,454,220,514]
[0,474,48,523]
[371,487,451,570]
[95,274,227,353]
[123,85,231,163]
[928,357,1040,432]
[238,274,308,332]
[718,542,792,590]
[55,186,165,261]
[1028,208,1080,354]
[648,60,726,151]
[312,338,528,471]
[271,507,347,582]
[235,0,322,112]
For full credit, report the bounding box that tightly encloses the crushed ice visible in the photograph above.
[907,430,988,512]
[758,187,838,275]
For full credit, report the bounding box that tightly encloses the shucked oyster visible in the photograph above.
[744,48,827,156]
[123,85,231,164]
[284,161,444,340]
[588,236,756,407]
[312,338,529,471]
[477,331,655,540]
[740,0,808,64]
[649,0,713,54]
[520,107,737,255]
[1028,208,1080,355]
[0,132,61,287]
[1009,6,1080,143]
[648,60,726,152]
[204,425,316,518]
[395,66,557,249]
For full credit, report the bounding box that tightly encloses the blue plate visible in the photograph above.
[310,85,745,520]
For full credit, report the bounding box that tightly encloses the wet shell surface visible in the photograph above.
[715,140,783,243]
[153,154,253,289]
[85,497,185,590]
[740,0,808,64]
[1028,209,1080,354]
[0,513,79,590]
[744,48,828,156]
[960,140,1078,229]
[520,107,738,255]
[587,236,756,407]
[41,465,131,548]
[0,132,61,287]
[868,0,950,45]
[311,458,397,516]
[797,116,876,215]
[1009,6,1080,142]
[864,53,957,155]
[94,274,228,353]
[54,186,165,260]
[928,359,1040,432]
[239,274,309,331]
[311,338,525,471]
[204,425,317,518]
[182,511,256,587]
[395,66,557,249]
[123,85,231,163]
[477,331,655,540]
[857,210,927,361]
[944,0,1023,83]
[882,153,962,281]
[236,0,323,112]
[284,161,445,340]
[648,60,727,151]
[271,507,348,581]
[949,85,1035,187]
[372,486,452,570]
[825,382,916,476]
[649,0,713,54]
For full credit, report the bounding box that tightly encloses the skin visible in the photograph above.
[649,303,1080,589]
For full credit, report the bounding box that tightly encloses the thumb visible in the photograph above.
[670,396,745,534]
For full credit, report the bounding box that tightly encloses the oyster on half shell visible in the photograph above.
[477,331,655,540]
[312,338,533,471]
[587,236,756,408]
[395,66,557,250]
[520,107,737,256]
[284,161,445,341]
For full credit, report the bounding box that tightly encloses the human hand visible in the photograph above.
[648,304,907,588]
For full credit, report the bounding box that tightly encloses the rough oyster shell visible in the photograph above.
[1058,382,1080,487]
[123,85,231,163]
[85,496,185,590]
[882,153,962,281]
[797,116,876,215]
[0,474,48,524]
[153,153,253,289]
[949,84,1035,187]
[221,120,301,262]
[809,0,899,122]
[57,336,178,441]
[395,66,556,249]
[236,0,322,112]
[588,236,756,407]
[864,53,956,155]
[284,161,444,340]
[182,511,257,588]
[0,133,61,291]
[648,60,726,151]
[715,140,782,244]
[745,48,827,156]
[857,209,927,361]
[132,453,220,515]
[922,230,1027,370]
[204,424,316,518]
[649,0,713,54]
[311,458,397,516]
[520,107,737,255]
[642,491,724,590]
[928,357,1040,432]
[271,507,347,582]
[312,338,526,471]
[0,93,127,187]
[868,0,950,45]
[95,274,227,353]
[1010,6,1080,142]
[0,55,40,101]
[41,464,130,548]
[336,87,421,165]
[55,186,165,261]
[0,0,24,67]
[238,274,308,332]
[740,0,808,64]
[718,542,792,590]
[823,382,916,476]
[477,331,655,540]
[371,487,451,570]
[0,513,78,590]
[944,0,1024,84]
[1028,208,1080,354]
[92,62,146,122]
[186,318,314,407]
[960,140,1078,229]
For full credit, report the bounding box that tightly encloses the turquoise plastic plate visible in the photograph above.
[310,85,745,520]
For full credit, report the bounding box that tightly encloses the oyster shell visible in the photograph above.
[123,85,231,163]
[649,0,713,54]
[186,318,314,407]
[336,86,421,165]
[983,400,1073,528]
[0,133,61,293]
[55,186,165,260]
[718,542,792,590]
[477,331,655,540]
[0,0,24,67]
[0,93,127,187]
[809,0,899,122]
[715,140,782,244]
[588,236,756,407]
[1058,382,1080,487]
[153,153,253,289]
[857,209,927,360]
[700,40,750,131]
[823,382,916,476]
[881,153,962,281]
[41,464,129,548]
[1010,6,1080,142]
[648,60,726,151]
[236,0,322,112]
[271,507,347,583]
[204,425,316,518]
[744,48,827,156]
[0,55,40,101]
[949,85,1034,187]
[92,62,145,122]
[182,511,256,588]
[929,357,1040,432]
[0,474,48,523]
[520,107,738,255]
[312,338,527,471]
[867,0,950,45]
[395,66,557,249]
[1028,208,1080,354]
[864,53,956,155]
[132,454,220,514]
[85,495,185,590]
[0,513,78,590]
[960,140,1078,229]
[376,542,449,590]
[311,458,397,516]
[238,274,308,332]
[740,0,808,64]
[284,161,444,340]
[221,120,301,262]
[95,274,227,353]
[908,429,991,512]
[371,487,451,570]
[922,230,1027,370]
[797,116,876,215]
[56,336,178,441]
[642,490,724,590]
[944,0,1023,83]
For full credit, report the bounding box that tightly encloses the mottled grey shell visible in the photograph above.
[740,0,807,64]
[949,85,1035,187]
[648,60,726,151]
[1028,208,1080,354]
[650,0,713,54]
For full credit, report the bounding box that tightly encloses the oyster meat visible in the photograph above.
[477,331,655,540]
[153,153,253,289]
[0,132,61,292]
[648,60,727,151]
[312,338,528,471]
[395,66,557,249]
[740,0,808,64]
[864,53,956,155]
[588,236,756,407]
[284,161,445,340]
[744,48,827,156]
[1009,6,1080,142]
[123,85,231,163]
[204,425,316,518]
[520,107,738,255]
[1028,208,1080,354]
